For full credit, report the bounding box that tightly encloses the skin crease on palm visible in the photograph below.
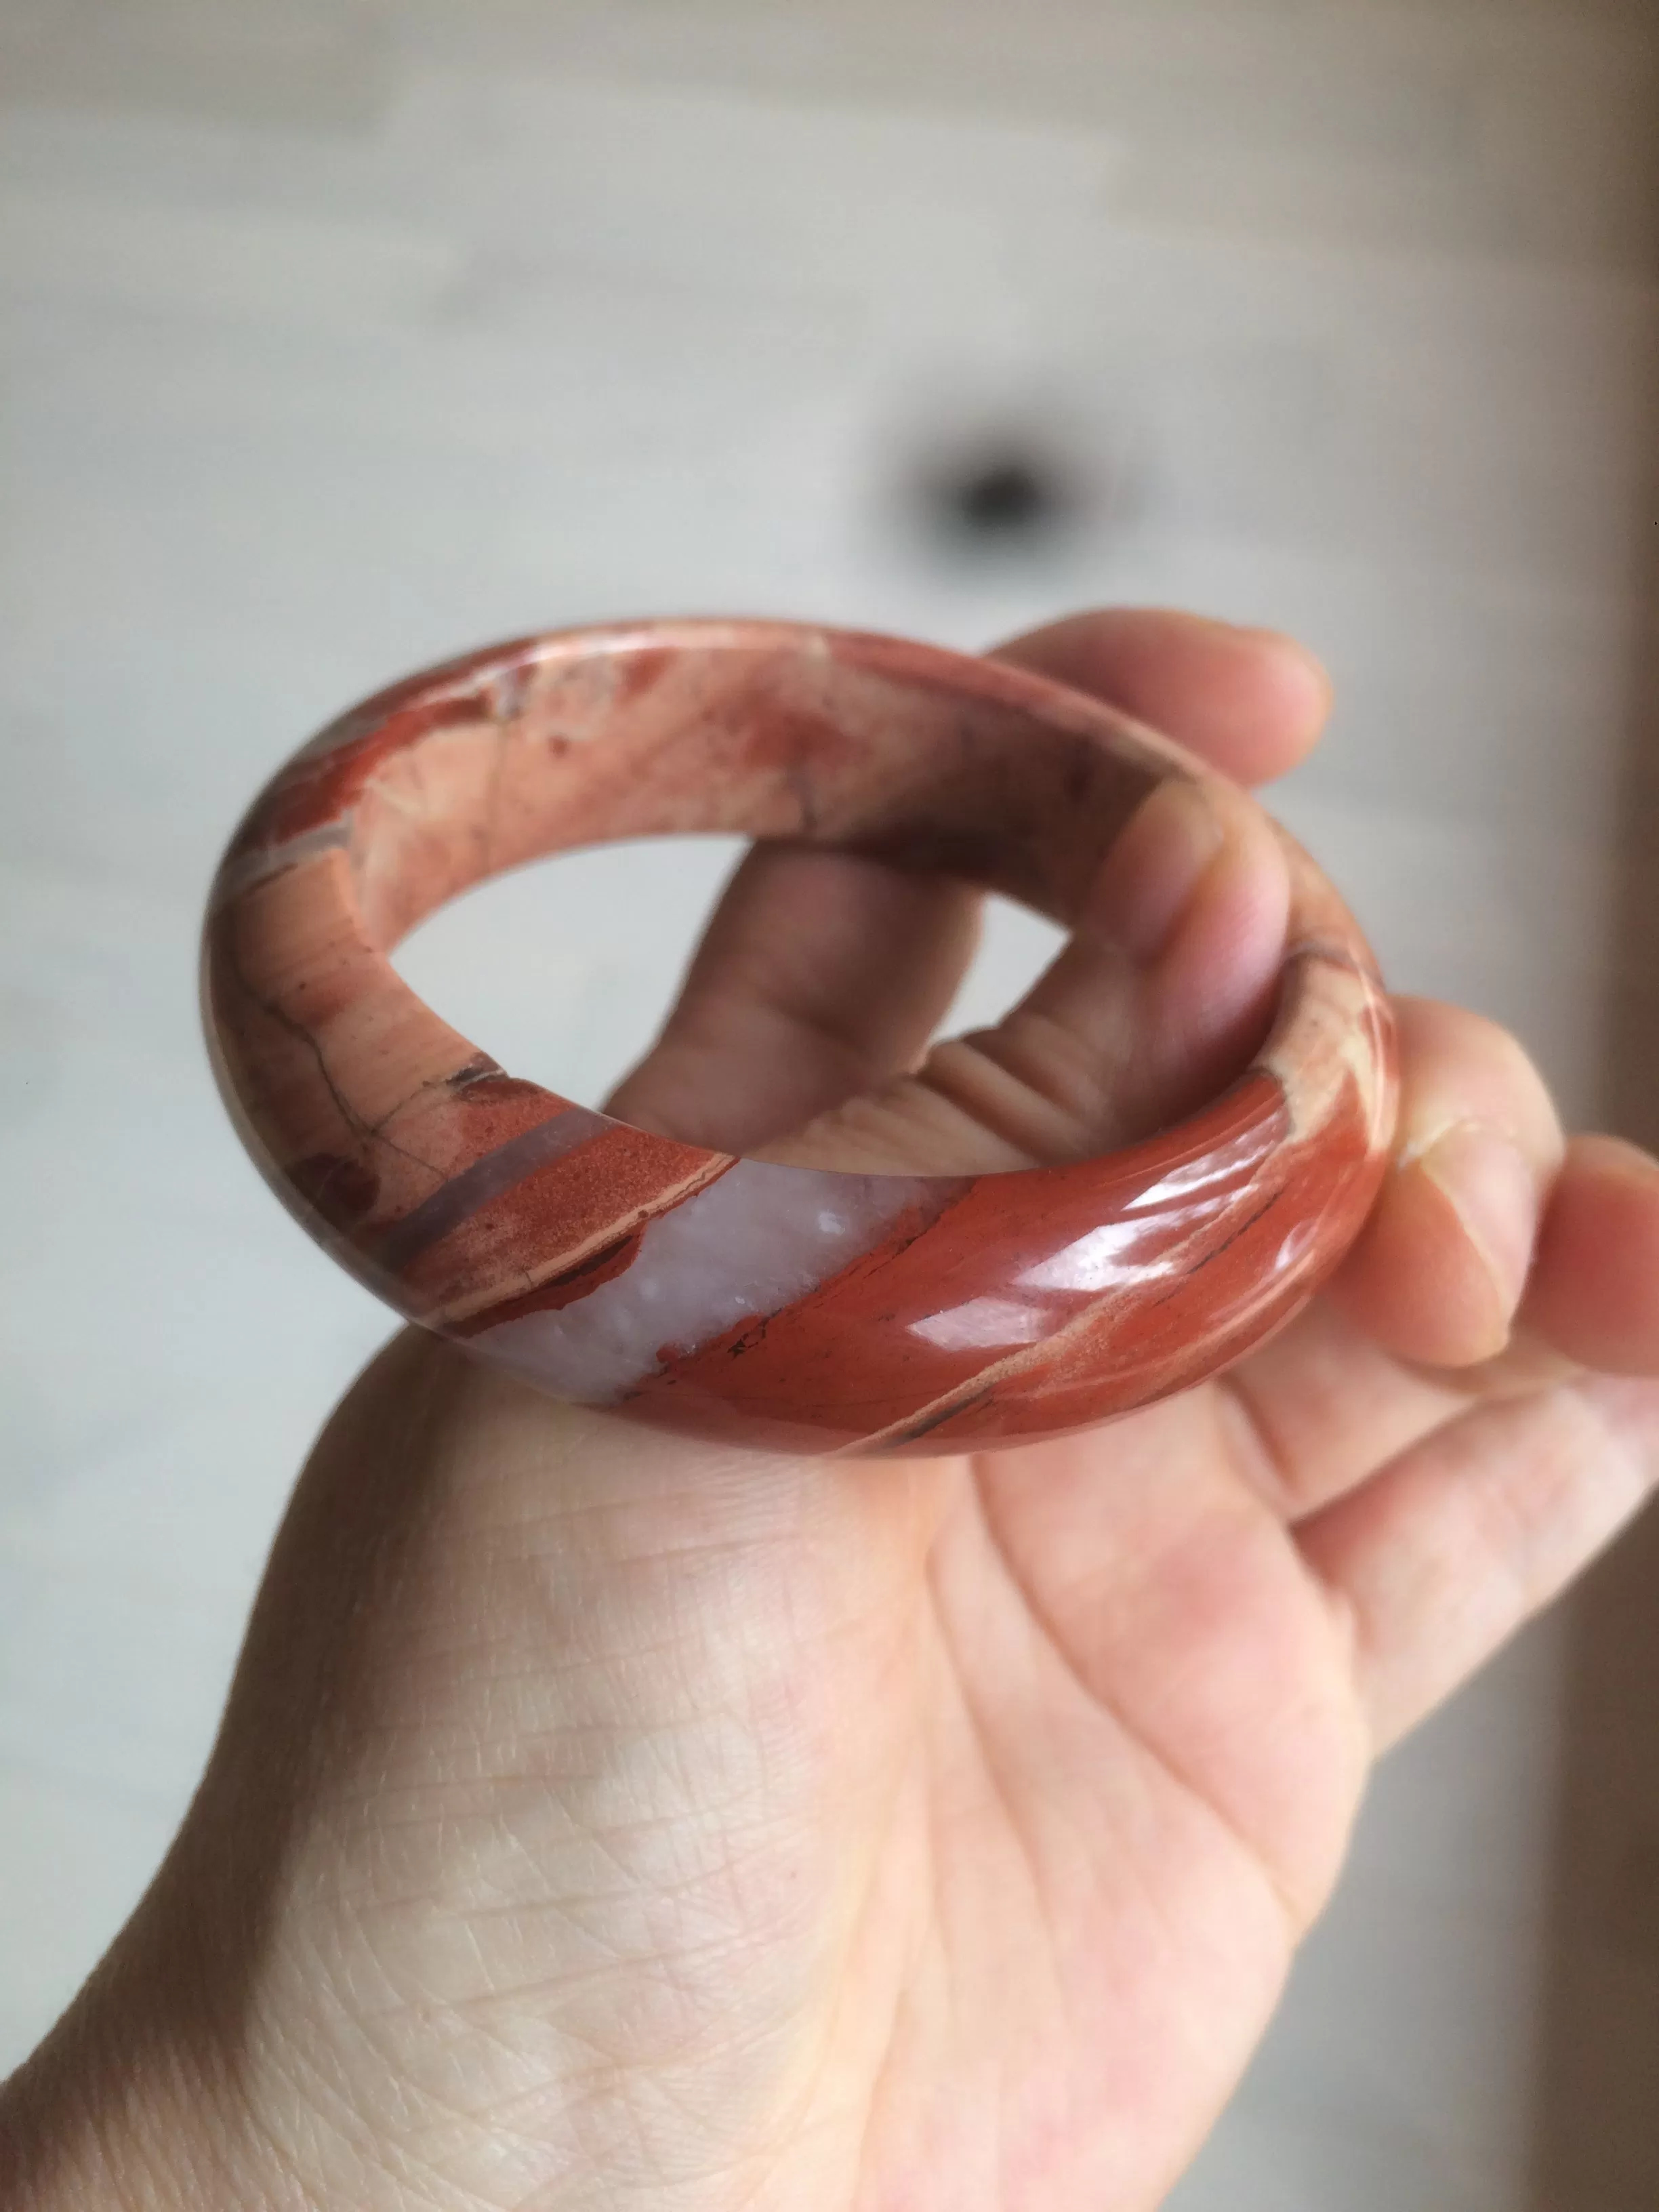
[9,616,1659,2212]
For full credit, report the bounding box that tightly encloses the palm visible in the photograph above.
[314,1296,1637,2212]
[530,1325,1614,2212]
[412,1298,1633,2212]
[166,1338,1350,2212]
[833,1399,1357,2212]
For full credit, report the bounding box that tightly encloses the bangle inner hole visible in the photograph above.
[392,834,1069,1149]
[337,636,1277,1178]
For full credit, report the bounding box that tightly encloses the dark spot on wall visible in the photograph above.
[909,431,1090,558]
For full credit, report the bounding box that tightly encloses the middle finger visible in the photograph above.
[1219,996,1565,1521]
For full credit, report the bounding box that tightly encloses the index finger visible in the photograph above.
[996,608,1334,785]
[607,611,1328,1149]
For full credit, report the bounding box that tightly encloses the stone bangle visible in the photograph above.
[203,619,1397,1456]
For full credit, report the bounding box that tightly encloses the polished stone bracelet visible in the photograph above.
[202,619,1397,1456]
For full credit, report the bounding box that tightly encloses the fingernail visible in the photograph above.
[1095,779,1225,964]
[1417,1121,1537,1322]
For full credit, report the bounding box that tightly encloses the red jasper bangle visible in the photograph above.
[203,619,1397,1456]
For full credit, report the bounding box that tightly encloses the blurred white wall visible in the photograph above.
[3,5,1658,2205]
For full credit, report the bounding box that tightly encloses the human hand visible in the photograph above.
[9,611,1659,2212]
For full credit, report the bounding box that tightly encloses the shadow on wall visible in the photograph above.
[1528,371,1659,2211]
